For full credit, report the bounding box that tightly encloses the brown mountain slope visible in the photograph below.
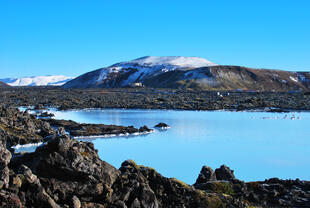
[64,64,310,92]
[206,65,310,91]
[142,65,310,91]
[0,81,9,87]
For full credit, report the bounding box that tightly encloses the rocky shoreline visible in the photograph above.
[1,87,310,112]
[1,105,310,207]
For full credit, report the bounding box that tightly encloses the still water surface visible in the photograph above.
[49,109,310,184]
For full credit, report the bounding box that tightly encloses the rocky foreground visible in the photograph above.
[0,106,310,207]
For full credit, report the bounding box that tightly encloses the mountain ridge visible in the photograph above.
[0,75,75,86]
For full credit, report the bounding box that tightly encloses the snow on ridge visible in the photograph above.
[0,75,75,86]
[115,56,218,68]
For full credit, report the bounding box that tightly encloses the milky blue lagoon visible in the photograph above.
[48,109,310,184]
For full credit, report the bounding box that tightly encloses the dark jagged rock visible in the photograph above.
[34,104,46,110]
[38,112,55,118]
[11,135,120,184]
[110,160,238,208]
[215,165,235,181]
[10,135,120,206]
[138,125,152,133]
[0,144,11,190]
[39,121,55,138]
[194,166,217,189]
[194,166,239,197]
[243,178,310,207]
[18,165,60,208]
[0,190,23,207]
[194,165,310,208]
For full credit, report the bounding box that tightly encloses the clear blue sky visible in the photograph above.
[1,0,309,78]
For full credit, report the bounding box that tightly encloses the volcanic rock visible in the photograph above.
[0,105,56,148]
[194,166,217,188]
[38,112,55,118]
[10,135,120,205]
[215,165,235,181]
[0,144,11,189]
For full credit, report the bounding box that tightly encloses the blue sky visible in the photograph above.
[1,0,309,78]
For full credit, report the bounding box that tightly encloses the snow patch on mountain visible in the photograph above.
[0,75,75,86]
[113,56,217,68]
[117,56,218,68]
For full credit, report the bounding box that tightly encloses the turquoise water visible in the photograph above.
[49,109,310,184]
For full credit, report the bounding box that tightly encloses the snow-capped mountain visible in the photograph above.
[63,56,218,88]
[0,75,75,86]
[63,56,310,91]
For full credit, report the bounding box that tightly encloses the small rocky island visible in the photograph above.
[42,118,154,138]
[0,105,309,207]
[154,122,170,129]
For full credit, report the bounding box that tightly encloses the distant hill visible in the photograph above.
[0,75,75,86]
[62,56,310,91]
